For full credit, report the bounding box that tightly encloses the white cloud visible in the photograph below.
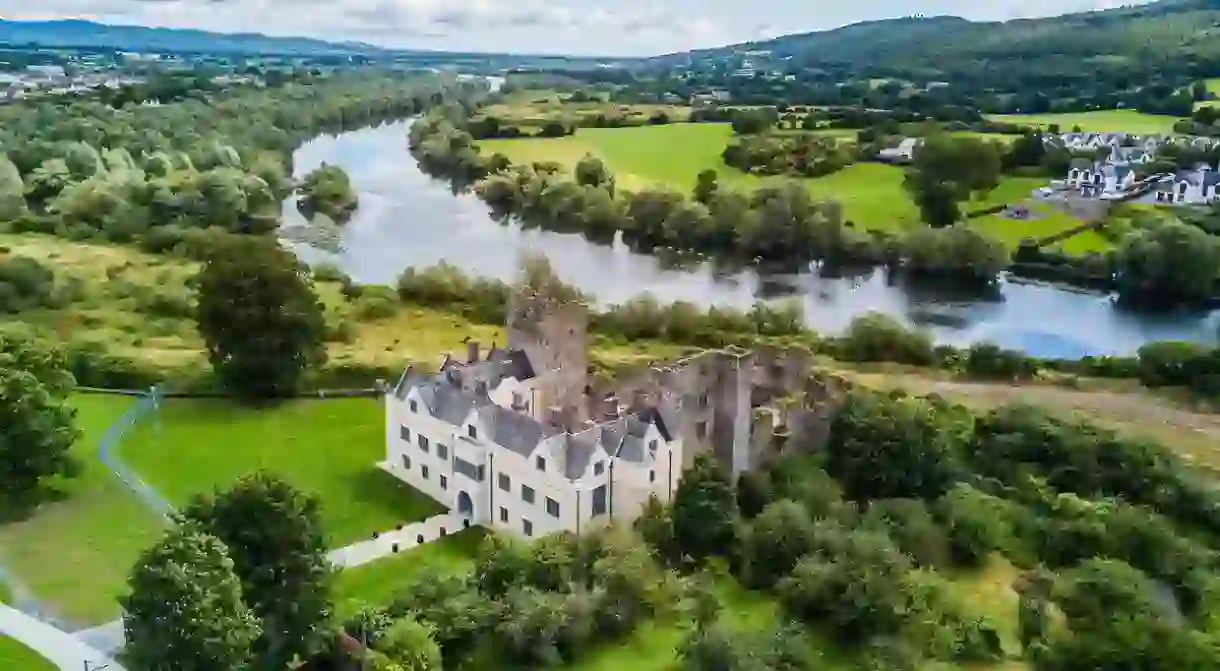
[0,0,1158,56]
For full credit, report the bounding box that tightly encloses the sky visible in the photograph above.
[0,0,1153,56]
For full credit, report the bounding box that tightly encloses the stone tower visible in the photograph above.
[507,266,590,421]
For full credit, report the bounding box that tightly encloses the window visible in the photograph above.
[498,473,511,492]
[421,465,430,480]
[400,426,411,442]
[500,507,509,523]
[592,485,607,517]
[593,461,604,476]
[409,399,418,412]
[698,392,708,408]
[535,456,546,472]
[545,497,560,518]
[418,435,430,453]
[648,439,658,455]
[437,444,448,460]
[440,474,448,490]
[650,470,656,483]
[696,421,708,440]
[455,458,485,481]
[523,519,533,537]
[401,455,411,470]
[522,485,535,504]
[467,424,478,439]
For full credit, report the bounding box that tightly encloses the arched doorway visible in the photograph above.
[457,491,474,516]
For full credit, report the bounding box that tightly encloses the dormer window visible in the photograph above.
[409,399,418,413]
[649,439,658,455]
[468,424,477,439]
[594,461,604,476]
[536,456,546,472]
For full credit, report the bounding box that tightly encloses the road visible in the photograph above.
[0,602,127,671]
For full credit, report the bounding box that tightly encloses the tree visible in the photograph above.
[0,155,28,220]
[671,454,738,564]
[1114,221,1220,304]
[297,163,358,221]
[194,238,326,399]
[740,500,817,588]
[575,154,613,192]
[826,390,968,501]
[378,617,442,671]
[122,525,260,671]
[693,169,719,205]
[182,473,333,668]
[0,331,79,511]
[903,135,1002,227]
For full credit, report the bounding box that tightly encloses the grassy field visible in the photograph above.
[479,89,691,128]
[481,124,1098,245]
[116,397,444,545]
[985,110,1181,134]
[0,231,507,375]
[0,635,55,670]
[0,394,163,625]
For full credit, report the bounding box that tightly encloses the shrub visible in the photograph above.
[0,255,56,313]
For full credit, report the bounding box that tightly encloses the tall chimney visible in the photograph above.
[547,406,565,429]
[467,340,480,363]
[629,389,648,412]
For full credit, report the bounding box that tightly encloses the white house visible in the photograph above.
[878,137,921,163]
[383,344,683,538]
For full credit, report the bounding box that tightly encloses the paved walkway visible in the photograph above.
[73,511,471,653]
[0,603,127,671]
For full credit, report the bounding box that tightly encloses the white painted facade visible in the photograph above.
[383,370,683,539]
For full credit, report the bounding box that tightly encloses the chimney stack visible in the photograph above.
[602,394,620,420]
[474,379,488,398]
[467,340,480,363]
[629,389,648,412]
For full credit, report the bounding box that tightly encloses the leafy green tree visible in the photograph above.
[182,472,333,668]
[0,155,27,220]
[378,617,443,671]
[671,454,738,564]
[574,154,613,192]
[902,225,1009,283]
[1115,220,1220,304]
[826,389,968,501]
[298,163,358,221]
[0,331,79,511]
[122,525,260,671]
[693,169,719,205]
[194,238,326,399]
[740,500,817,588]
[904,135,1002,227]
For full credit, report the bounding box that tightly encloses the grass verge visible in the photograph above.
[0,635,56,670]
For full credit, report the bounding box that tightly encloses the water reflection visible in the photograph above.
[279,120,1220,358]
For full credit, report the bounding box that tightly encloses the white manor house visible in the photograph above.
[382,287,685,538]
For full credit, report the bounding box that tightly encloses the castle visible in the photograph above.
[382,273,846,537]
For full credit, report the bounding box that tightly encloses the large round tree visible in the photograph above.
[0,330,79,512]
[195,238,326,399]
[122,524,260,671]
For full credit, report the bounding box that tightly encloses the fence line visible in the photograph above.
[96,387,174,518]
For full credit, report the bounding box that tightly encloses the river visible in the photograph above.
[279,119,1220,359]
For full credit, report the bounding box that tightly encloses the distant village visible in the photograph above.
[880,131,1220,207]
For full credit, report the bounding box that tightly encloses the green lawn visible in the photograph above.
[484,124,922,233]
[481,124,1093,242]
[0,394,163,625]
[116,397,443,546]
[334,528,487,619]
[0,635,56,670]
[985,110,1181,134]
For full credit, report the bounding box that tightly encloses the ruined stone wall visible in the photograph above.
[507,289,590,420]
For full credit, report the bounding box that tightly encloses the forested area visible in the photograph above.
[627,1,1220,116]
[0,71,458,253]
[634,385,1220,669]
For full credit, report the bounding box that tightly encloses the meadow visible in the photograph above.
[478,89,691,128]
[480,123,1100,249]
[0,635,55,670]
[984,109,1181,134]
[115,397,443,545]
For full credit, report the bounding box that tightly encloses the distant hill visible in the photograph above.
[0,19,389,55]
[646,0,1220,73]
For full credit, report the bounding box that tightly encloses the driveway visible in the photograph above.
[0,602,127,671]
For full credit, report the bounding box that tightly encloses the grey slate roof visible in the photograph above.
[419,379,492,426]
[562,433,601,480]
[477,404,562,458]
